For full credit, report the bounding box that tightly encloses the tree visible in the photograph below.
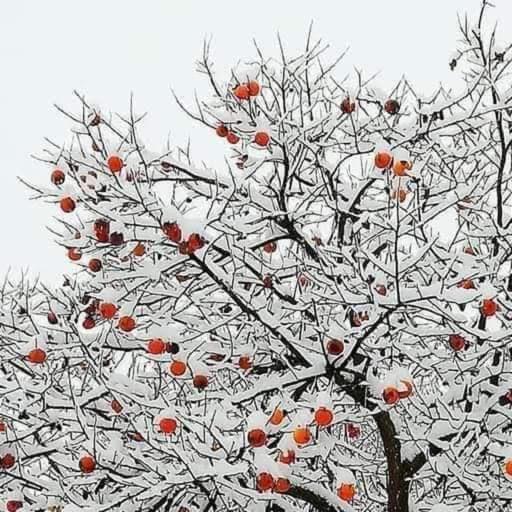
[2,2,512,511]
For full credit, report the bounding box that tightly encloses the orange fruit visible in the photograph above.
[79,455,96,474]
[337,483,356,501]
[293,427,311,446]
[60,197,76,213]
[27,348,47,364]
[107,155,123,173]
[374,152,393,169]
[170,360,187,376]
[247,428,267,447]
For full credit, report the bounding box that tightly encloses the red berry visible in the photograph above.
[216,125,229,137]
[107,155,123,173]
[132,242,146,257]
[254,131,270,147]
[226,132,240,144]
[481,299,498,317]
[27,348,46,364]
[6,501,22,512]
[233,84,250,100]
[60,197,76,213]
[79,455,96,473]
[274,477,291,493]
[279,449,295,464]
[88,258,102,272]
[111,399,123,414]
[82,316,96,329]
[341,97,356,114]
[239,355,252,370]
[147,338,166,355]
[383,387,400,405]
[188,233,205,252]
[247,428,267,447]
[163,222,182,243]
[118,316,136,332]
[449,334,466,352]
[169,360,187,376]
[256,472,274,492]
[99,303,117,320]
[159,417,177,435]
[109,232,124,246]
[384,99,400,115]
[51,169,65,185]
[47,311,58,324]
[314,406,334,427]
[67,248,82,261]
[193,374,208,390]
[327,339,344,356]
[248,80,260,97]
[263,241,277,253]
[2,453,16,469]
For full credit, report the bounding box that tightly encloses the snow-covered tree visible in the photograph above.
[2,2,512,511]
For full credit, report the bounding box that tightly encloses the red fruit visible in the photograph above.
[88,258,102,272]
[27,348,46,364]
[1,453,15,469]
[163,222,182,243]
[298,273,309,287]
[374,152,393,169]
[254,131,270,147]
[256,472,274,492]
[99,302,117,320]
[193,374,208,390]
[233,84,250,100]
[279,449,295,464]
[457,279,475,290]
[275,477,291,493]
[82,316,96,329]
[346,423,361,439]
[338,483,356,501]
[263,275,273,288]
[216,125,229,137]
[481,298,498,317]
[341,97,356,114]
[293,427,311,446]
[248,80,260,96]
[169,360,187,376]
[327,339,344,356]
[464,246,475,255]
[393,160,412,177]
[128,432,144,442]
[0,421,6,432]
[79,455,96,473]
[384,99,400,115]
[449,334,466,352]
[147,338,166,355]
[47,311,58,324]
[67,248,82,261]
[51,169,65,185]
[118,316,136,332]
[159,417,178,435]
[248,428,267,447]
[383,387,400,405]
[60,197,76,213]
[226,132,240,144]
[188,233,205,252]
[375,284,387,296]
[269,408,285,426]
[263,241,277,253]
[111,399,123,414]
[239,356,252,370]
[505,459,512,476]
[109,232,124,246]
[132,242,146,257]
[107,155,123,173]
[6,501,22,512]
[166,342,180,354]
[314,406,334,427]
[178,241,190,255]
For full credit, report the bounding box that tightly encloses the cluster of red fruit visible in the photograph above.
[162,222,205,255]
[374,151,413,177]
[80,299,136,332]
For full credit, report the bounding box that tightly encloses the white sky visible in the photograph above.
[0,0,510,281]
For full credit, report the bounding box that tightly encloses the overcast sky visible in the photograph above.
[0,0,510,281]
